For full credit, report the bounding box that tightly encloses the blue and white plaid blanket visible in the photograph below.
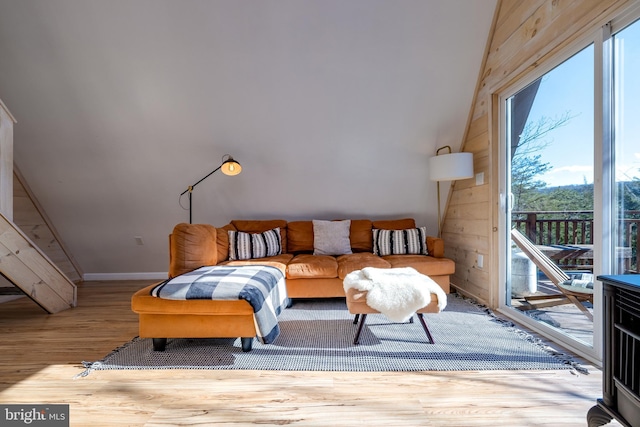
[150,265,288,344]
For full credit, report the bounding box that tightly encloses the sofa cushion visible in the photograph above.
[286,254,338,279]
[220,254,294,275]
[382,255,455,277]
[336,253,390,279]
[231,219,288,253]
[169,223,218,278]
[372,227,428,256]
[349,219,373,252]
[287,221,314,253]
[426,236,445,258]
[372,218,416,230]
[313,219,352,255]
[228,228,282,260]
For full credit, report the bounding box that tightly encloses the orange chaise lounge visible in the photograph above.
[131,218,455,351]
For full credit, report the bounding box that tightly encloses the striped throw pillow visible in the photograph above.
[228,228,282,260]
[372,227,428,256]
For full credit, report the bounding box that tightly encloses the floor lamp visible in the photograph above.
[180,154,242,224]
[428,146,474,237]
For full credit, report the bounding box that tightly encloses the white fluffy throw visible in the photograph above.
[343,267,447,322]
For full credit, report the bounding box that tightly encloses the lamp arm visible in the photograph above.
[179,164,223,196]
[179,163,224,224]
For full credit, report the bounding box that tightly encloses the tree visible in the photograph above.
[511,154,551,211]
[511,112,574,211]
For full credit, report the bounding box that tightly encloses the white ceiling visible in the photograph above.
[0,0,496,276]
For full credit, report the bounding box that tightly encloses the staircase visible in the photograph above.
[0,97,77,312]
[0,211,76,313]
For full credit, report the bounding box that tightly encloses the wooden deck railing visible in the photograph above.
[512,210,639,273]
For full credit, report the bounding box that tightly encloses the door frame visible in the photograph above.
[495,31,605,365]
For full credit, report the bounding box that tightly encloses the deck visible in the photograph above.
[512,280,594,346]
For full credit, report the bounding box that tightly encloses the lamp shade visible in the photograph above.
[428,152,474,182]
[220,156,242,176]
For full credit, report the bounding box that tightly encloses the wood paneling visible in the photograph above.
[449,184,490,206]
[0,280,620,426]
[464,130,490,153]
[448,201,491,221]
[445,0,636,306]
[12,168,82,283]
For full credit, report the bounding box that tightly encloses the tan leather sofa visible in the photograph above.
[131,218,455,351]
[169,217,455,295]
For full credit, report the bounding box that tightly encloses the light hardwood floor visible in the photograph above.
[0,280,619,426]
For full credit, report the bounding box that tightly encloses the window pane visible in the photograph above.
[507,46,594,346]
[613,21,640,275]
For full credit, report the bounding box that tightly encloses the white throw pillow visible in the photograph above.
[312,220,352,256]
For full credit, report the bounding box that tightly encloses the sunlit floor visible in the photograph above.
[0,280,623,426]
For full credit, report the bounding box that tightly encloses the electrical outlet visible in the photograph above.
[134,236,144,246]
[477,254,484,269]
[476,172,484,185]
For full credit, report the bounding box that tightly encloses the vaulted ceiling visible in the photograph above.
[0,0,497,276]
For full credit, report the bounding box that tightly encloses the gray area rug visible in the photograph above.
[78,295,587,376]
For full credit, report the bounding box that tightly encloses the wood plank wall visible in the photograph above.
[12,168,82,283]
[1,168,82,303]
[445,0,634,307]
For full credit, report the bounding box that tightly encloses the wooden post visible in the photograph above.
[0,99,16,221]
[635,221,640,273]
[525,213,537,243]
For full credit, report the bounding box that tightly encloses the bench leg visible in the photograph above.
[152,338,167,351]
[353,314,359,325]
[416,313,435,344]
[241,337,253,352]
[353,314,367,345]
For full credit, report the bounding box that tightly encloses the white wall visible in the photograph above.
[0,0,496,276]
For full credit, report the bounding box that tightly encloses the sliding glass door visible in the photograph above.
[500,14,640,361]
[613,22,640,276]
[504,46,596,347]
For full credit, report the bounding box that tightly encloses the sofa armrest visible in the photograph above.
[169,223,218,278]
[426,236,445,258]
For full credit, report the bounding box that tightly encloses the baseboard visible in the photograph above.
[83,272,168,281]
[449,283,488,306]
[0,295,25,304]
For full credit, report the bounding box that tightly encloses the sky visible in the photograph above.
[520,20,640,188]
